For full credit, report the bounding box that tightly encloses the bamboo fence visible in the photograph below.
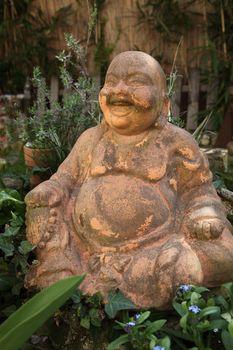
[32,0,212,75]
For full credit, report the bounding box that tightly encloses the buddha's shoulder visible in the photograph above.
[156,123,201,159]
[79,123,105,141]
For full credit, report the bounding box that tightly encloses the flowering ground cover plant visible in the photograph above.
[107,311,170,350]
[106,284,233,350]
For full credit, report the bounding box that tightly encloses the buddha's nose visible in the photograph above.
[112,80,128,94]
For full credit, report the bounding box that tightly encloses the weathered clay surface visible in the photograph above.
[25,51,233,309]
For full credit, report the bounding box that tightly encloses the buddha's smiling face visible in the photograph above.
[99,51,168,135]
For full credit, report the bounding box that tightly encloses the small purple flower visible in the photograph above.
[188,305,201,314]
[152,346,165,350]
[179,284,192,293]
[133,313,140,321]
[124,321,136,333]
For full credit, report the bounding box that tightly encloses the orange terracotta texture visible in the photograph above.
[25,52,233,309]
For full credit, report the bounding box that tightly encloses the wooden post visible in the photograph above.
[171,75,182,117]
[23,77,31,111]
[206,78,218,130]
[186,68,200,131]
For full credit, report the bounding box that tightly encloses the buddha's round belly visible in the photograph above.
[74,175,171,247]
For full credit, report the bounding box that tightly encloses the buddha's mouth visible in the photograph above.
[108,96,134,107]
[109,104,134,117]
[110,100,133,107]
[107,96,135,117]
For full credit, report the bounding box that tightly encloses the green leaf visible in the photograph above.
[193,286,209,294]
[71,289,82,303]
[190,292,201,304]
[222,283,233,304]
[104,291,136,318]
[222,312,233,323]
[0,274,85,350]
[2,226,20,237]
[149,338,156,349]
[160,335,171,348]
[180,313,188,332]
[222,330,233,350]
[12,282,24,296]
[115,320,126,328]
[228,320,233,337]
[18,240,35,255]
[136,311,151,324]
[80,316,90,329]
[146,319,167,333]
[0,273,16,291]
[215,295,229,311]
[89,308,101,327]
[199,306,220,319]
[107,334,129,350]
[0,189,22,207]
[0,236,15,257]
[181,301,188,314]
[164,328,193,341]
[205,319,227,331]
[173,301,185,316]
[196,320,210,330]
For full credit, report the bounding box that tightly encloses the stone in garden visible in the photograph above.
[25,51,233,309]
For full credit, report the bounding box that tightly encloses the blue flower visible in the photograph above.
[124,321,136,333]
[188,305,201,314]
[133,313,140,320]
[152,346,165,350]
[179,284,192,293]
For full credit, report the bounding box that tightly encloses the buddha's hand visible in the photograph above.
[25,181,67,208]
[191,218,224,240]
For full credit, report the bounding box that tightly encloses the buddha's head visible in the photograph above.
[99,51,169,135]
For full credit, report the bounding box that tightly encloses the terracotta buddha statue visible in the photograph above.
[25,51,233,309]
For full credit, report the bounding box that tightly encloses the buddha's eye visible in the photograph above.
[105,76,118,86]
[105,80,116,87]
[127,76,151,86]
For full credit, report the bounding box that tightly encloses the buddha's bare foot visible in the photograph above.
[25,264,75,288]
[191,218,224,240]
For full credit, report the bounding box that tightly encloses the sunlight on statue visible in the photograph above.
[25,51,233,309]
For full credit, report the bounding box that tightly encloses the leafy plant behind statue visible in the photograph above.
[52,33,102,162]
[16,33,101,168]
[17,67,54,149]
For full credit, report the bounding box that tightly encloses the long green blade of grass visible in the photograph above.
[0,274,85,350]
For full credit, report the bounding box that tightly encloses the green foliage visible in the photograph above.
[15,67,54,149]
[137,0,195,41]
[105,290,136,318]
[0,0,73,93]
[14,34,101,168]
[106,283,233,350]
[0,274,85,350]
[0,188,24,225]
[137,0,233,130]
[0,188,32,323]
[108,311,169,350]
[70,290,105,329]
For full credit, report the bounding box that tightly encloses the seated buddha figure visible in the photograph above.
[25,51,233,309]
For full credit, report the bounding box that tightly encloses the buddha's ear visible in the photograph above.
[98,92,106,113]
[162,96,171,117]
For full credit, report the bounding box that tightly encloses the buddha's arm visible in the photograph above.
[175,132,230,239]
[25,125,104,208]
